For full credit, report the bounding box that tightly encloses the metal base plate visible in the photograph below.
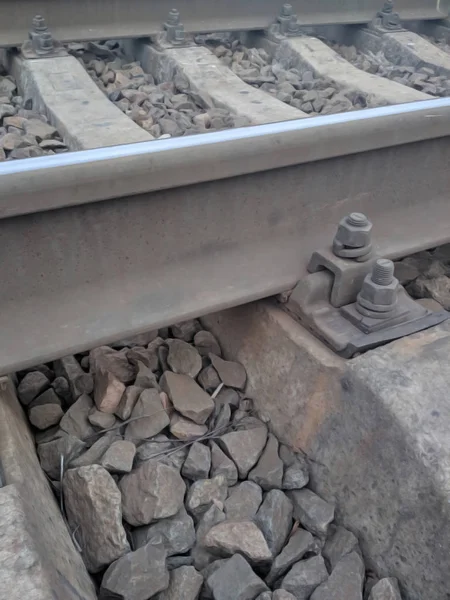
[284,271,449,358]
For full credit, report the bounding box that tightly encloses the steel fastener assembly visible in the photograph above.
[164,8,185,44]
[333,212,373,259]
[356,258,399,317]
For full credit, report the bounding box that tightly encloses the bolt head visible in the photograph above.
[334,216,372,248]
[360,273,398,306]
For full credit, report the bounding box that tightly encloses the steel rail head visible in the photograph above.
[0,0,446,47]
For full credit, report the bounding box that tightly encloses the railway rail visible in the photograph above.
[1,0,450,371]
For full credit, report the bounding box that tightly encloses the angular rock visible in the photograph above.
[215,386,240,409]
[120,460,186,526]
[198,365,222,393]
[210,441,238,486]
[200,558,229,599]
[158,566,203,600]
[167,339,202,378]
[100,543,168,600]
[256,594,273,600]
[204,520,272,565]
[124,388,170,443]
[135,361,160,390]
[35,424,64,445]
[71,430,121,468]
[135,434,173,462]
[161,371,214,424]
[191,503,226,570]
[279,447,309,490]
[218,416,267,478]
[127,346,160,371]
[94,368,126,414]
[323,526,360,570]
[59,393,96,441]
[266,528,316,586]
[28,387,61,409]
[194,330,222,356]
[368,578,402,600]
[170,413,208,439]
[147,335,166,353]
[281,556,329,600]
[255,489,293,557]
[207,554,269,600]
[249,433,284,490]
[288,489,334,537]
[132,506,195,556]
[88,407,116,429]
[159,345,169,371]
[409,275,450,310]
[224,480,262,520]
[115,385,143,420]
[90,345,135,383]
[52,376,72,403]
[310,552,364,600]
[29,403,64,429]
[186,474,228,520]
[171,319,200,341]
[213,402,231,431]
[101,440,136,473]
[38,433,86,479]
[17,371,50,405]
[24,118,57,141]
[209,353,247,389]
[63,465,130,572]
[54,355,93,401]
[182,441,211,480]
[283,462,309,490]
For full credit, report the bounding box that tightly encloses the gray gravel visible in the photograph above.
[207,39,380,115]
[326,39,450,97]
[0,68,67,161]
[18,318,404,599]
[69,40,246,139]
[395,245,450,310]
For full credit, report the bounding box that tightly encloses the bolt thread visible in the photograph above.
[167,8,179,24]
[281,4,293,16]
[371,259,394,285]
[32,15,47,31]
[346,212,369,227]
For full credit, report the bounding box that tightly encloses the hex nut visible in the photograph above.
[334,217,372,249]
[359,273,399,306]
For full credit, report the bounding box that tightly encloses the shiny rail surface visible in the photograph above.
[0,0,447,47]
[1,98,450,374]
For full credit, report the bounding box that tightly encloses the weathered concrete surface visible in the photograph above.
[356,28,450,78]
[270,35,430,106]
[9,54,152,150]
[133,42,307,125]
[202,301,450,600]
[0,376,96,600]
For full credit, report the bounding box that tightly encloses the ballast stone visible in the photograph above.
[207,554,269,600]
[310,552,365,600]
[120,460,186,526]
[281,555,329,600]
[161,371,214,424]
[288,489,335,537]
[99,543,169,600]
[63,465,130,573]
